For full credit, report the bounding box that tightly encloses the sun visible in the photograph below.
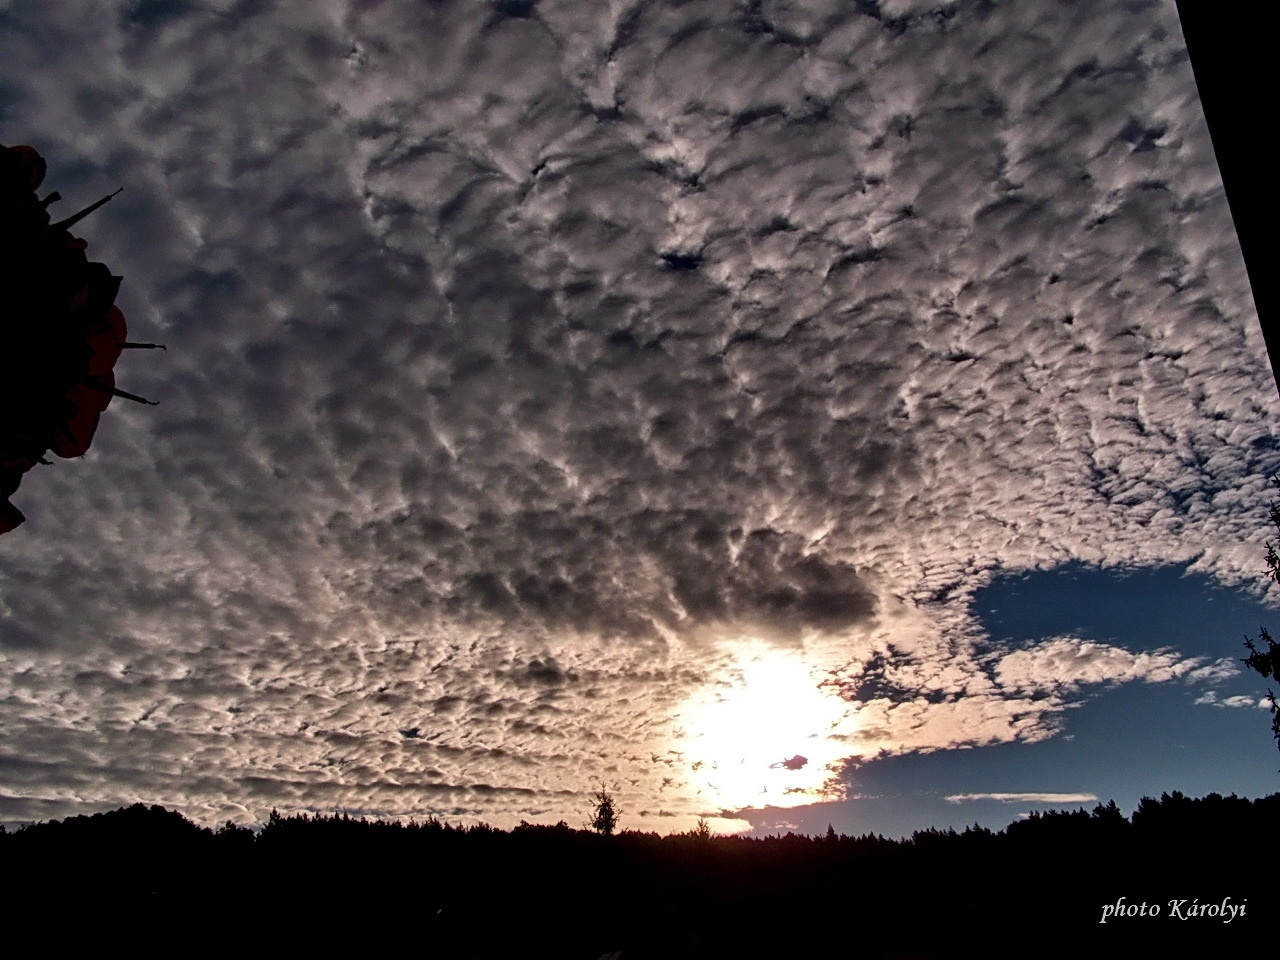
[674,642,855,811]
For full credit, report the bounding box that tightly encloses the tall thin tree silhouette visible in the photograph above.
[1245,475,1280,760]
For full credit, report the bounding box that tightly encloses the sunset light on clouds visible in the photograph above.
[1,0,1277,840]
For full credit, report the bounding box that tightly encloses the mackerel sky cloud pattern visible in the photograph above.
[0,0,1274,830]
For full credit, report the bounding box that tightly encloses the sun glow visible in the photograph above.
[674,643,856,811]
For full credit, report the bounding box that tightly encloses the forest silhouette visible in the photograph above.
[2,790,1270,957]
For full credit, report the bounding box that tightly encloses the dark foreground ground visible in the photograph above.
[3,790,1272,958]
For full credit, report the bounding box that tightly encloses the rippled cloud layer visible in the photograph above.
[0,0,1273,830]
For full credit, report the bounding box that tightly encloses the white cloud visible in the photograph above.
[994,637,1222,694]
[945,792,1099,805]
[1194,691,1273,710]
[0,0,1273,831]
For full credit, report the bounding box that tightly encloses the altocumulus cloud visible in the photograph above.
[0,0,1275,829]
[994,637,1237,694]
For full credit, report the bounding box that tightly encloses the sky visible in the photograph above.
[2,0,1278,838]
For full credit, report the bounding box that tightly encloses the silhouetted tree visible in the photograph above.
[588,787,620,835]
[1245,474,1280,761]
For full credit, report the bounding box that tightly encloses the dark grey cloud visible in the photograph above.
[0,0,1274,830]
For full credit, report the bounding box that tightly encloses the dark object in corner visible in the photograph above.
[0,144,161,534]
[1177,4,1280,396]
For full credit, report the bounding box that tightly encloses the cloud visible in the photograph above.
[0,0,1274,831]
[993,637,1232,694]
[945,792,1099,805]
[1193,691,1272,710]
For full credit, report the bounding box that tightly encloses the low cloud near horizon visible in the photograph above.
[945,792,1100,806]
[0,0,1275,831]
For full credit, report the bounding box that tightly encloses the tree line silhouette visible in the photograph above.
[2,790,1271,957]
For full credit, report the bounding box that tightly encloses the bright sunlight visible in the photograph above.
[674,642,856,811]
